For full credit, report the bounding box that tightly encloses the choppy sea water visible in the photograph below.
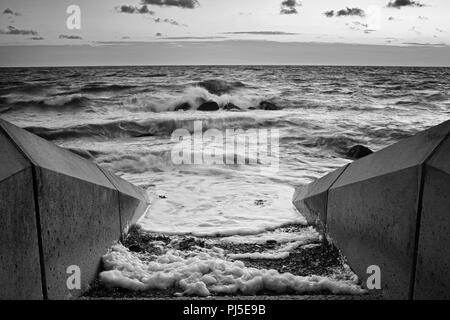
[1,66,449,296]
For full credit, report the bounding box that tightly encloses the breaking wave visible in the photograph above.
[5,95,91,111]
[196,79,246,95]
[25,116,295,140]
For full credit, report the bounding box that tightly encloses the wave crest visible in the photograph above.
[196,79,246,95]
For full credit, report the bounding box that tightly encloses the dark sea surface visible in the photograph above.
[1,65,449,236]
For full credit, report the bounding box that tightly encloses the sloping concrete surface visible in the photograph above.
[292,165,348,230]
[328,166,420,299]
[292,120,450,300]
[0,119,149,299]
[0,130,42,300]
[98,166,149,234]
[414,136,450,299]
[0,119,114,189]
[36,168,121,299]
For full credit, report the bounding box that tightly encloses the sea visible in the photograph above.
[1,65,449,296]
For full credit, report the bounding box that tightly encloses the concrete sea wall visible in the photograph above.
[0,119,149,300]
[293,120,450,299]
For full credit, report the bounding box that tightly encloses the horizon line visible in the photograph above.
[1,63,450,68]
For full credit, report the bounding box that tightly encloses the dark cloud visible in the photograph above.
[324,7,365,17]
[0,26,38,36]
[164,18,179,26]
[115,5,155,14]
[59,34,83,40]
[224,31,299,35]
[141,0,199,9]
[280,0,301,15]
[156,33,162,37]
[387,0,425,8]
[337,7,365,17]
[115,3,188,26]
[153,17,185,26]
[3,8,21,16]
[29,36,44,40]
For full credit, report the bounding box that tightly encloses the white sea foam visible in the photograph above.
[99,243,365,297]
[137,173,306,237]
[175,86,263,111]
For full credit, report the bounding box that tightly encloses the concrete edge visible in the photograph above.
[410,132,450,299]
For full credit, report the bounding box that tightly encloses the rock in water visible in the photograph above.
[223,103,241,111]
[175,102,191,111]
[198,101,219,111]
[259,101,281,110]
[347,145,373,159]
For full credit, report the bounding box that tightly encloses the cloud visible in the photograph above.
[59,34,83,40]
[161,36,227,40]
[141,0,199,9]
[0,26,38,36]
[115,5,155,14]
[154,18,174,25]
[152,17,186,26]
[29,36,44,40]
[156,33,162,37]
[280,0,301,15]
[410,26,421,35]
[224,31,299,35]
[115,3,188,26]
[337,7,365,17]
[353,21,368,28]
[324,7,365,17]
[402,42,447,47]
[345,21,376,34]
[163,18,179,26]
[3,8,21,16]
[387,0,425,8]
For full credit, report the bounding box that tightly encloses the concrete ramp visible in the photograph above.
[292,120,450,299]
[292,165,348,232]
[0,119,149,300]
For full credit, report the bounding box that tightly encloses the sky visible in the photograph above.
[1,0,450,66]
